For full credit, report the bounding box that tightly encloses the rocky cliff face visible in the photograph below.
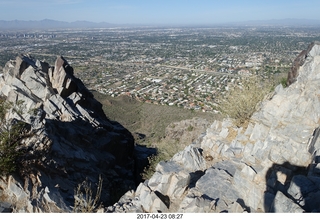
[109,42,320,213]
[0,55,137,212]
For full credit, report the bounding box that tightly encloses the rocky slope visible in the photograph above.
[108,42,320,213]
[163,117,212,150]
[0,55,141,212]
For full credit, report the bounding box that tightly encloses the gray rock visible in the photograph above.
[148,161,190,200]
[195,167,239,210]
[227,201,247,213]
[134,182,169,213]
[178,188,217,213]
[170,145,206,172]
[233,169,264,211]
[0,202,13,213]
[270,191,304,213]
[20,66,53,100]
[213,160,240,177]
[249,123,270,142]
[287,175,318,207]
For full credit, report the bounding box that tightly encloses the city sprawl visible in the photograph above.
[1,26,319,112]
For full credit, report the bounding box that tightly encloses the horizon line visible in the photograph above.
[1,18,320,29]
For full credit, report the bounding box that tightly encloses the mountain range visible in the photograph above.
[1,18,320,30]
[0,19,117,30]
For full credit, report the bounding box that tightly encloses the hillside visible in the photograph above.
[92,91,222,145]
[109,42,320,213]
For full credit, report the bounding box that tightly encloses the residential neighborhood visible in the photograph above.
[1,26,318,112]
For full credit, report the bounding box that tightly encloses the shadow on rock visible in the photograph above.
[264,160,320,212]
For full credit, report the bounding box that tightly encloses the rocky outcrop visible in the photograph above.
[0,55,136,212]
[109,42,320,213]
[286,41,319,86]
[163,117,212,151]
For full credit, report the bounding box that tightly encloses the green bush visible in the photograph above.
[0,97,26,176]
[218,76,273,127]
[141,152,164,181]
[280,77,288,88]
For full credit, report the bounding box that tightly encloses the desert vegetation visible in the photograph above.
[217,74,286,127]
[73,175,103,213]
[92,91,221,145]
[141,139,180,180]
[0,97,26,176]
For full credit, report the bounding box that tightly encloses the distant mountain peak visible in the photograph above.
[0,19,117,30]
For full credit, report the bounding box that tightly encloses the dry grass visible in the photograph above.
[226,127,238,143]
[73,175,103,213]
[217,76,274,127]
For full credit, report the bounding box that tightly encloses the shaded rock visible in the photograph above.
[49,56,77,98]
[195,167,240,212]
[270,191,304,213]
[134,145,157,183]
[287,175,318,207]
[0,201,13,213]
[287,41,317,85]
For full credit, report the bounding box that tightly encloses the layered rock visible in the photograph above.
[0,55,136,212]
[109,42,320,213]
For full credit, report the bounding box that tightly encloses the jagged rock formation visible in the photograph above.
[109,42,320,213]
[0,55,137,212]
[286,41,316,86]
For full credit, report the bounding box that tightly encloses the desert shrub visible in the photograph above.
[187,125,194,131]
[0,97,26,176]
[218,76,273,127]
[141,151,167,180]
[280,77,288,88]
[141,150,165,180]
[73,175,103,213]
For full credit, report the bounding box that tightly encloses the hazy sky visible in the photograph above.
[1,0,320,25]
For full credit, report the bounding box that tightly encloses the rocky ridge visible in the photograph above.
[0,55,138,212]
[109,42,320,213]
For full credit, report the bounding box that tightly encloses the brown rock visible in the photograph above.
[286,42,315,86]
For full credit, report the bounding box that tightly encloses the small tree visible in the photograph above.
[0,97,26,175]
